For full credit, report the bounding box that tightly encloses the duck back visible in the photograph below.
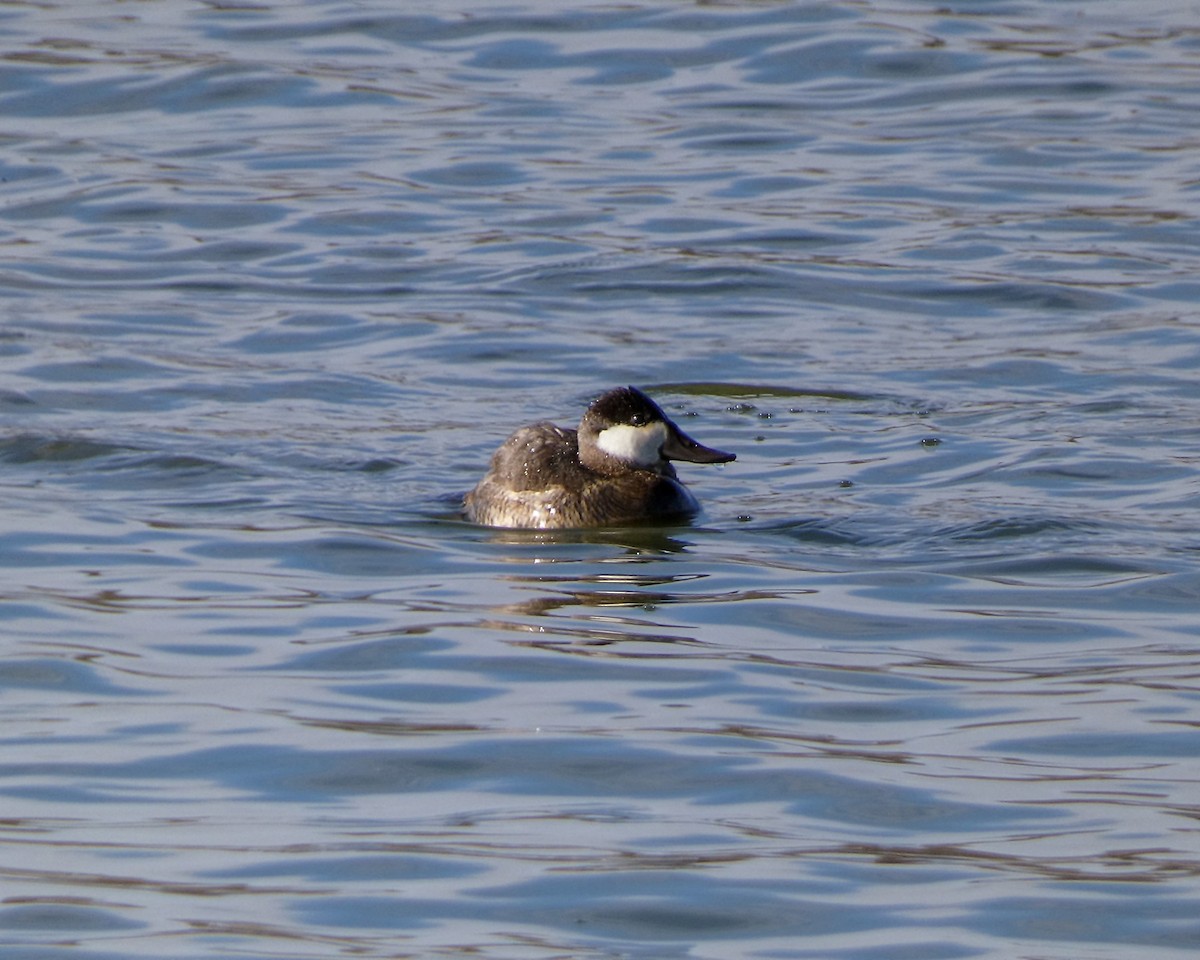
[464,422,697,529]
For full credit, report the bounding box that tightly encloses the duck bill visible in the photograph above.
[661,423,736,464]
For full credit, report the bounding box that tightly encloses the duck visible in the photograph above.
[464,386,735,529]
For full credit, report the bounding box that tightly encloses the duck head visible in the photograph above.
[578,386,736,475]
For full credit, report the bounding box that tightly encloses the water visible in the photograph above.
[2,1,1200,957]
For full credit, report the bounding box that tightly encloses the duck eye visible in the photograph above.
[629,413,646,426]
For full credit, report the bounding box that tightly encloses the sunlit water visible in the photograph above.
[2,2,1200,958]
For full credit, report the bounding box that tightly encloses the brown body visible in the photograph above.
[464,387,735,530]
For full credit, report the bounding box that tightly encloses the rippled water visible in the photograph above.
[3,2,1200,958]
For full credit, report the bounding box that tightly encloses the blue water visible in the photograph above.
[2,2,1200,958]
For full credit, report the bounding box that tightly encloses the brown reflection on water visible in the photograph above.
[830,841,1200,883]
[294,716,484,738]
[0,861,298,898]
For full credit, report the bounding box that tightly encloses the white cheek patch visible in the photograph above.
[596,421,668,466]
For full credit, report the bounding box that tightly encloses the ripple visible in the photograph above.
[2,2,1199,958]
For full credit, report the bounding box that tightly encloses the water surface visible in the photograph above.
[2,2,1200,958]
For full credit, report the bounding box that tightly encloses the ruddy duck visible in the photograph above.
[464,386,735,529]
